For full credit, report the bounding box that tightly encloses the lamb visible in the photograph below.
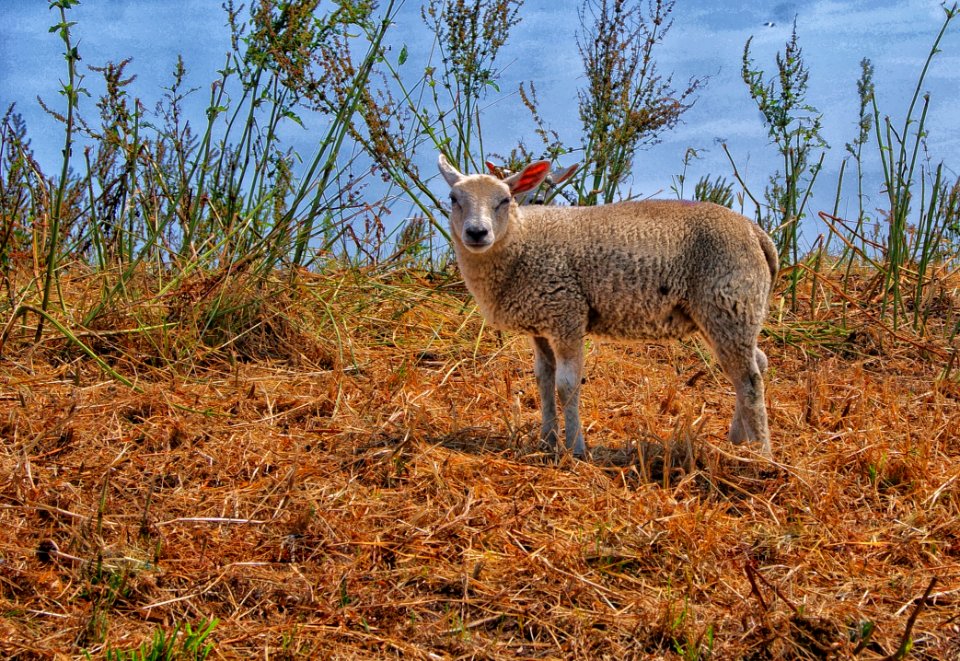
[438,154,779,459]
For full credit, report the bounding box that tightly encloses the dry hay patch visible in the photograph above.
[2,277,960,658]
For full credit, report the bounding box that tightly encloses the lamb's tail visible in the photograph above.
[752,224,779,297]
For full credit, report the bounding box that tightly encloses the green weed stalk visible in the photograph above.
[36,0,85,340]
[741,21,827,309]
[576,0,701,205]
[872,3,958,330]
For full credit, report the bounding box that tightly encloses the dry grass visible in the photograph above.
[1,267,959,659]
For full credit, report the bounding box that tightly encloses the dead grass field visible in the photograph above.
[2,268,959,659]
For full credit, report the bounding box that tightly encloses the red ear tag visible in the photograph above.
[513,162,551,195]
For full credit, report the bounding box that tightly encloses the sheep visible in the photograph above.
[438,153,779,459]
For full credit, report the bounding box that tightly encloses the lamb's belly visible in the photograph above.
[587,303,697,340]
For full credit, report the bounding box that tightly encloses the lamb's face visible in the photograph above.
[448,176,513,254]
[438,153,550,254]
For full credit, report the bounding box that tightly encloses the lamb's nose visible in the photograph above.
[465,227,489,243]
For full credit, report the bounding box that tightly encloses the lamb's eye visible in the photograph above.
[449,194,460,208]
[496,198,510,210]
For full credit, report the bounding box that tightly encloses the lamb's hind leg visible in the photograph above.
[552,338,586,458]
[532,337,558,450]
[728,347,769,442]
[696,295,771,457]
[718,342,770,458]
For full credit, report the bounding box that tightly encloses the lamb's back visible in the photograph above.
[512,201,771,340]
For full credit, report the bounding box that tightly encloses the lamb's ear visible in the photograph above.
[438,153,464,187]
[506,160,551,196]
[552,163,578,185]
[485,161,501,177]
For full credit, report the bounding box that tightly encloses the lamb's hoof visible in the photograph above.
[729,437,773,461]
[546,445,588,462]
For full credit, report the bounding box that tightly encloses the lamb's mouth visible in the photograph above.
[461,238,494,252]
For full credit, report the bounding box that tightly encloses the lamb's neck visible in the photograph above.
[457,240,518,296]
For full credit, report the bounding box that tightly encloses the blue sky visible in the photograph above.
[2,0,959,232]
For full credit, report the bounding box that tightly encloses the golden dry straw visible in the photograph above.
[1,267,958,659]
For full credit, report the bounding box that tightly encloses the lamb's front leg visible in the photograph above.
[532,337,558,450]
[553,338,586,458]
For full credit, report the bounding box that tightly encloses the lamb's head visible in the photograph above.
[438,154,551,254]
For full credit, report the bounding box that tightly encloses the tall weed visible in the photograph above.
[738,20,827,307]
[575,0,702,205]
[871,2,959,330]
